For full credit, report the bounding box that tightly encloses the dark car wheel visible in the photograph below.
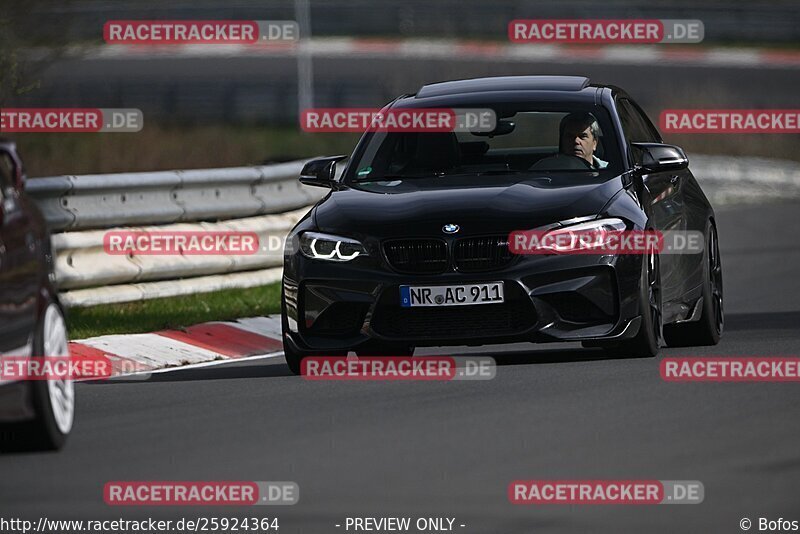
[0,301,74,452]
[663,222,723,347]
[585,248,662,358]
[282,342,305,376]
[280,286,348,375]
[616,248,662,357]
[282,342,347,376]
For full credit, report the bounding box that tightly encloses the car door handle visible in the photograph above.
[670,175,680,185]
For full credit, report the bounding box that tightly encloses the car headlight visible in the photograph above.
[299,232,367,262]
[540,217,627,253]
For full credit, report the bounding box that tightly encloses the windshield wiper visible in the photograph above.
[352,173,451,182]
[477,169,523,175]
[352,169,526,183]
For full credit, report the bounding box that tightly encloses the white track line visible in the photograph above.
[91,352,286,382]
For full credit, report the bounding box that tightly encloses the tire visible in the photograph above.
[282,342,347,376]
[663,222,723,347]
[282,342,305,376]
[280,287,347,375]
[608,247,662,358]
[0,301,74,452]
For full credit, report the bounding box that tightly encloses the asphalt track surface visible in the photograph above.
[1,199,799,533]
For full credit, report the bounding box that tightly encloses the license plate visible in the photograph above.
[400,282,505,307]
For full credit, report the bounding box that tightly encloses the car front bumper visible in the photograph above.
[283,251,645,352]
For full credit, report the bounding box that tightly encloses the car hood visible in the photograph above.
[313,175,624,238]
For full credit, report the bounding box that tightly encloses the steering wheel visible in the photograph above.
[529,154,594,171]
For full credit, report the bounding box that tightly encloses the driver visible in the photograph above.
[559,112,608,169]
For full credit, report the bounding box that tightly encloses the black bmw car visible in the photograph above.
[0,139,73,451]
[281,76,723,374]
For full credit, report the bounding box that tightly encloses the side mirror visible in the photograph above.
[299,155,348,188]
[630,142,689,172]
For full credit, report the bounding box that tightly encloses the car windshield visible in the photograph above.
[345,107,623,185]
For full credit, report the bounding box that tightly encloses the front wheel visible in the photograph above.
[581,251,662,358]
[0,301,74,452]
[280,287,347,375]
[663,222,723,347]
[596,248,662,358]
[282,342,347,376]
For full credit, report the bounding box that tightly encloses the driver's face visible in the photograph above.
[561,125,597,165]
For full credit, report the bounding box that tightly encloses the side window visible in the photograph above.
[628,100,662,143]
[617,99,660,166]
[618,99,655,143]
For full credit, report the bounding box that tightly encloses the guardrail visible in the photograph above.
[48,212,303,308]
[25,161,326,231]
[25,159,336,307]
[25,155,800,308]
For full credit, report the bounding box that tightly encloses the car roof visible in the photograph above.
[406,76,623,107]
[416,76,591,98]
